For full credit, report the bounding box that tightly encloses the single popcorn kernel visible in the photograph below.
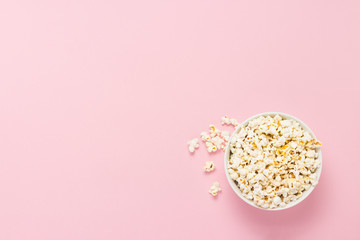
[204,161,215,172]
[221,115,239,127]
[221,115,230,125]
[209,181,221,196]
[187,138,199,153]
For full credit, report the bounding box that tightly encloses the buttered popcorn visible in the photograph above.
[227,115,322,209]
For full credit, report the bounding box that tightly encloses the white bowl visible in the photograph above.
[224,112,322,211]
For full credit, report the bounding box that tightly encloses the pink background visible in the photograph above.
[0,0,360,239]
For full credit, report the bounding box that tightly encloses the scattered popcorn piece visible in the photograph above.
[221,115,231,125]
[209,181,221,196]
[200,131,210,141]
[204,161,215,172]
[227,114,322,209]
[209,124,217,133]
[187,138,199,153]
[230,118,239,127]
[221,115,239,127]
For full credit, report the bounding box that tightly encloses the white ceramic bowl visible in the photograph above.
[224,112,322,211]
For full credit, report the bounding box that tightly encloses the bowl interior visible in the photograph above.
[224,112,322,211]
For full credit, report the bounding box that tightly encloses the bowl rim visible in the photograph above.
[224,112,322,211]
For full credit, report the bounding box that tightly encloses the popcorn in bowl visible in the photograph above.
[225,113,322,210]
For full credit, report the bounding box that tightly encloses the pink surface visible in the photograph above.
[0,0,360,239]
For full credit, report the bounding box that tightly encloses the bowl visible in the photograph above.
[224,112,322,211]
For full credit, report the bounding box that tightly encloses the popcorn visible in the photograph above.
[200,122,238,152]
[187,138,199,153]
[209,181,221,196]
[221,116,231,125]
[227,114,322,209]
[230,118,239,127]
[204,161,215,172]
[221,115,239,127]
[306,150,316,158]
